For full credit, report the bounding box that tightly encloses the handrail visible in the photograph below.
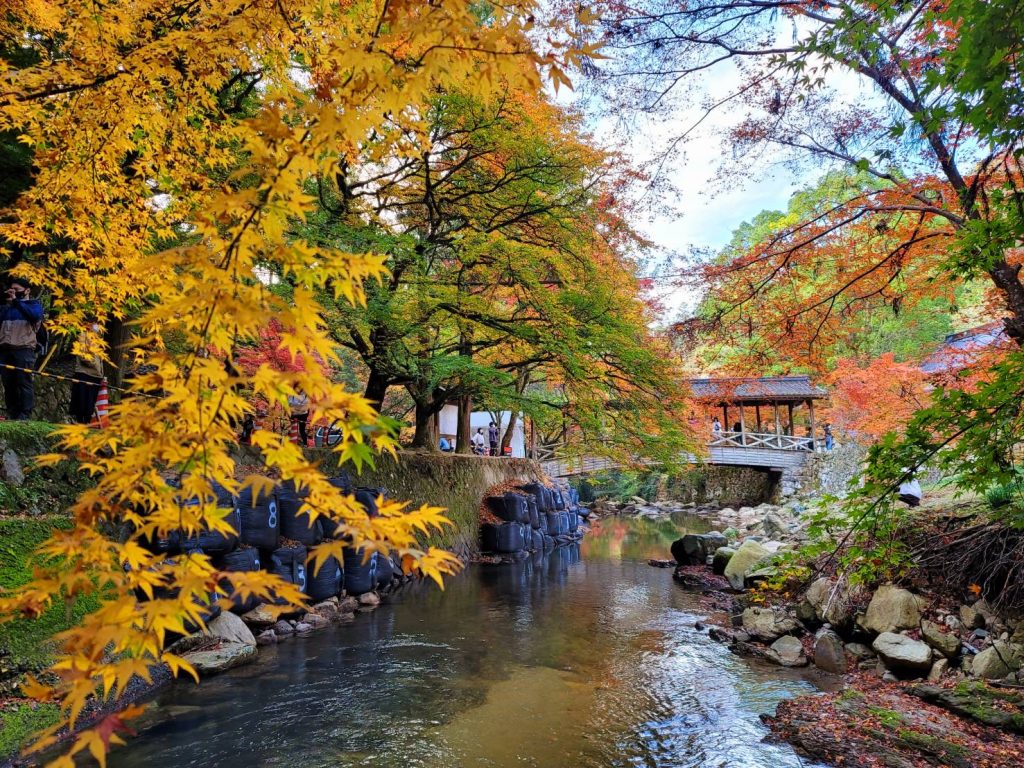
[709,430,818,451]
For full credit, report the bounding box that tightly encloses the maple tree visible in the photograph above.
[300,85,691,462]
[826,354,929,443]
[584,0,1024,349]
[0,1,591,763]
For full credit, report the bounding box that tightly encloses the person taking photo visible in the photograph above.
[0,277,43,420]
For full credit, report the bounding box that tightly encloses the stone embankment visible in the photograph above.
[637,498,1024,767]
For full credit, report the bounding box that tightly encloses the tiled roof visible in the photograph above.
[920,322,1010,374]
[689,376,828,402]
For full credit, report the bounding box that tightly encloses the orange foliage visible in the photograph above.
[826,354,929,442]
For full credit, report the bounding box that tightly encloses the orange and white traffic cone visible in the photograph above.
[90,378,110,429]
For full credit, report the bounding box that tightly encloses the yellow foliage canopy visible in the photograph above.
[0,0,582,762]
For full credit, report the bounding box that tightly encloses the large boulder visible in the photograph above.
[920,619,960,659]
[872,632,933,674]
[813,629,847,674]
[742,606,800,642]
[804,577,861,628]
[762,512,790,538]
[671,533,728,566]
[723,540,771,590]
[711,546,736,576]
[207,612,256,647]
[182,642,257,675]
[862,585,924,635]
[766,635,808,667]
[971,641,1024,679]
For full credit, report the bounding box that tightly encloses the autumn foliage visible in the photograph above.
[0,1,591,763]
[826,354,929,442]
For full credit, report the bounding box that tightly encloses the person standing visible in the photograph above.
[69,325,105,424]
[824,423,834,451]
[471,427,486,455]
[0,278,43,420]
[288,388,310,446]
[711,417,722,439]
[488,420,499,456]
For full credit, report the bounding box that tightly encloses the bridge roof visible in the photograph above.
[689,376,827,403]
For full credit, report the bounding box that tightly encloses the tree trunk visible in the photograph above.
[500,411,517,453]
[363,369,391,409]
[104,316,131,389]
[410,397,438,450]
[456,394,472,454]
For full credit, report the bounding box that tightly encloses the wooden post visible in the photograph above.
[723,404,729,433]
[808,398,817,450]
[774,403,781,434]
[787,402,794,436]
[755,404,762,433]
[739,404,746,445]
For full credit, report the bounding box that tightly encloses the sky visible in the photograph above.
[568,57,809,320]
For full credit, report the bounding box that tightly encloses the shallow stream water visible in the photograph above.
[111,513,826,768]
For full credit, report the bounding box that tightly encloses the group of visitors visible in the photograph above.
[439,421,507,456]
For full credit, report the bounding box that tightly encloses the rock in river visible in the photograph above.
[183,642,257,675]
[723,539,771,590]
[766,636,808,667]
[813,629,847,674]
[207,611,256,647]
[742,606,800,642]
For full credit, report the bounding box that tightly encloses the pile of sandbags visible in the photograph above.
[479,482,588,556]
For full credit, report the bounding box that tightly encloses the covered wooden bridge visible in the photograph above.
[690,375,829,469]
[536,375,830,477]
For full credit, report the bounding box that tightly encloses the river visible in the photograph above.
[110,514,827,768]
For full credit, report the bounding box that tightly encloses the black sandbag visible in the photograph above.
[180,505,241,555]
[305,554,343,602]
[481,522,500,553]
[279,482,323,546]
[521,483,554,513]
[217,547,262,613]
[356,486,387,502]
[375,553,394,587]
[237,486,280,550]
[494,522,526,553]
[506,493,530,524]
[544,512,560,537]
[553,488,566,511]
[530,528,543,551]
[328,471,353,495]
[555,533,574,546]
[526,496,541,529]
[542,534,555,550]
[354,488,379,518]
[567,511,579,533]
[484,494,526,524]
[577,506,590,520]
[343,548,378,594]
[558,512,571,536]
[270,543,308,600]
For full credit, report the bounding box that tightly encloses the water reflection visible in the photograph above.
[110,516,822,768]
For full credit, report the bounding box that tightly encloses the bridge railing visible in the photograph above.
[709,431,818,451]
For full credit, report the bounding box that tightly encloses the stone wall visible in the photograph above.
[661,465,779,508]
[779,442,866,500]
[317,450,546,560]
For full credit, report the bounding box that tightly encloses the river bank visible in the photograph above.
[628,491,1024,768]
[92,516,828,768]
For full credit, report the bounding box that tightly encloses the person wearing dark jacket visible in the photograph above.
[0,278,43,420]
